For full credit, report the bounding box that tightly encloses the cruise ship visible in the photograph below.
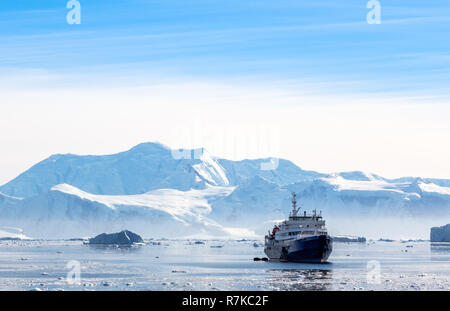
[264,193,332,263]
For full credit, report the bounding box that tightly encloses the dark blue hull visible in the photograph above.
[284,235,333,263]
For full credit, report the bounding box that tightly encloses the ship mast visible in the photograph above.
[291,192,298,217]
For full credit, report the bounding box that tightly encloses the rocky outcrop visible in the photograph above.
[88,230,144,245]
[430,224,450,242]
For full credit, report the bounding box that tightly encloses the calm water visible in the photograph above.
[0,239,449,291]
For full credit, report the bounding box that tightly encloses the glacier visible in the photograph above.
[430,224,450,242]
[0,142,449,239]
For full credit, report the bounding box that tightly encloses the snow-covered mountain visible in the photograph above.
[0,143,230,198]
[0,142,449,239]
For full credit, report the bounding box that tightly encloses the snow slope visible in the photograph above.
[419,182,450,196]
[0,183,244,239]
[51,183,235,224]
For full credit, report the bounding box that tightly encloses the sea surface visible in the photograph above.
[0,239,449,291]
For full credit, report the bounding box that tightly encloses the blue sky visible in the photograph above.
[0,0,450,182]
[1,0,449,95]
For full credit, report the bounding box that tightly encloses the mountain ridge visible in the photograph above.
[0,142,449,239]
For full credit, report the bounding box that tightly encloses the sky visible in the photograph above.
[0,0,449,184]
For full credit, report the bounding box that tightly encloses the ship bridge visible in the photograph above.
[268,193,328,240]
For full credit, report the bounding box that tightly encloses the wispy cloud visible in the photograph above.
[0,0,449,181]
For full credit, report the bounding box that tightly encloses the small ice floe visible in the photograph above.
[125,282,133,286]
[41,272,49,276]
[210,245,223,248]
[418,273,427,277]
[172,270,187,273]
[57,277,64,280]
[102,281,112,287]
[378,238,394,242]
[194,241,205,245]
[56,251,63,254]
[410,284,421,290]
[29,288,42,291]
[149,242,161,245]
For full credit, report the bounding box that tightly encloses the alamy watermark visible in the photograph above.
[170,123,280,171]
[66,0,81,25]
[367,0,381,24]
[366,260,381,284]
[65,1,381,26]
[66,260,81,284]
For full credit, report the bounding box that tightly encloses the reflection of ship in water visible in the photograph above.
[265,269,332,291]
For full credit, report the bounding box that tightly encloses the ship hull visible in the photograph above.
[286,235,332,263]
[265,235,333,263]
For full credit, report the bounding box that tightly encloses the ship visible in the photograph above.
[264,193,332,263]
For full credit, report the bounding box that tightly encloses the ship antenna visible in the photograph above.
[291,192,297,217]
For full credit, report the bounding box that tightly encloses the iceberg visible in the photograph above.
[430,224,450,242]
[0,227,31,240]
